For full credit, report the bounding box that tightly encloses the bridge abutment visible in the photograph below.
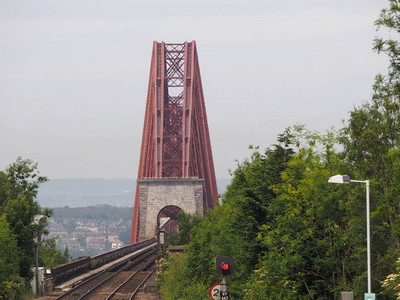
[138,178,204,241]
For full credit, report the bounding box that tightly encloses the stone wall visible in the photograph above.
[138,178,204,240]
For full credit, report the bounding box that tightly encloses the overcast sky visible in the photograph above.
[1,0,390,181]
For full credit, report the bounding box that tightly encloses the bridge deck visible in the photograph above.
[56,243,157,292]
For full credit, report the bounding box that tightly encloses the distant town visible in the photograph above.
[44,205,133,258]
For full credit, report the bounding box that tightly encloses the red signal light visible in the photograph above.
[216,256,234,275]
[221,262,230,271]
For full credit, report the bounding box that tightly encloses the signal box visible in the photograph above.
[216,257,234,276]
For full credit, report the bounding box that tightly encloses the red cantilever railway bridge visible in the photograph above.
[130,41,218,244]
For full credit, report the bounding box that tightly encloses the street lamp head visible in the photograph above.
[33,215,45,226]
[328,175,351,184]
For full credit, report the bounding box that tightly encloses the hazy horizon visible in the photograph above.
[2,0,390,180]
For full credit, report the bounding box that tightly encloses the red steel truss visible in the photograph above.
[130,41,218,243]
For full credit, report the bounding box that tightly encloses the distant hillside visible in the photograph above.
[36,178,135,208]
[51,205,133,222]
[37,178,231,208]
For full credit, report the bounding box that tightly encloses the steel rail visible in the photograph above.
[105,253,160,300]
[56,246,157,300]
[128,263,159,300]
[77,248,157,300]
[55,268,109,300]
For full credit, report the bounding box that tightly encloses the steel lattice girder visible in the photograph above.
[130,41,218,244]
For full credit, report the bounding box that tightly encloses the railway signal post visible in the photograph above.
[216,257,234,300]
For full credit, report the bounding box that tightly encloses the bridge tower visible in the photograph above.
[130,41,218,244]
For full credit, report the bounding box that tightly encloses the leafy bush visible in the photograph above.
[157,253,210,299]
[90,259,97,269]
[382,258,400,299]
[0,275,30,300]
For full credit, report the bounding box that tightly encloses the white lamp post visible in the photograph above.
[328,175,374,299]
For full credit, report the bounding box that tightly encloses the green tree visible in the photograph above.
[38,238,71,268]
[169,210,203,246]
[0,214,26,299]
[0,157,67,297]
[220,129,295,281]
[252,127,352,299]
[3,196,48,280]
[2,157,48,203]
[0,158,50,280]
[340,0,400,295]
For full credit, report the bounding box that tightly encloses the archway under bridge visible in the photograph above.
[137,178,204,241]
[157,205,181,233]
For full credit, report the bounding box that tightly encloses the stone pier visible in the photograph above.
[138,178,204,241]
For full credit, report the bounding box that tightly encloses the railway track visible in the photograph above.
[56,247,160,300]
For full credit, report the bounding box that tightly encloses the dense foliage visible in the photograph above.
[0,158,68,299]
[39,237,71,268]
[157,1,400,299]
